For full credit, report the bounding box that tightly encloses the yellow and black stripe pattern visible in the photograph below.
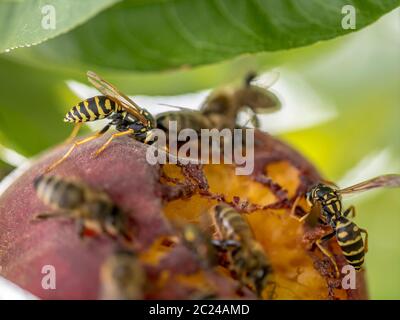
[33,174,129,238]
[336,217,365,270]
[64,96,121,123]
[308,184,342,223]
[34,174,85,210]
[213,204,272,296]
[213,203,254,242]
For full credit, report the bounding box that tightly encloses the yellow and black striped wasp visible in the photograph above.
[33,174,130,239]
[294,174,400,277]
[46,71,156,172]
[211,203,273,298]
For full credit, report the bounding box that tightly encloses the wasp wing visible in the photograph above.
[87,71,148,124]
[339,174,400,195]
[249,71,280,89]
[252,93,282,114]
[320,179,340,189]
[158,103,196,112]
[246,71,282,114]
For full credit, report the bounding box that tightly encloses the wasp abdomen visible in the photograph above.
[213,204,272,297]
[64,96,119,123]
[336,218,365,270]
[34,175,84,210]
[214,204,253,240]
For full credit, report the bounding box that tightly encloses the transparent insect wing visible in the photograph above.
[157,103,195,112]
[250,71,280,89]
[320,179,340,189]
[86,71,148,124]
[339,174,400,195]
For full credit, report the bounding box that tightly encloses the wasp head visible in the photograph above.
[307,184,336,204]
[305,189,314,207]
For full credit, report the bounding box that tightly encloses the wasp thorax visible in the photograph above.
[315,184,332,197]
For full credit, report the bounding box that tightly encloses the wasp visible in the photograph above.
[154,71,281,135]
[33,174,130,239]
[99,249,146,300]
[211,203,273,297]
[295,174,400,277]
[46,71,156,172]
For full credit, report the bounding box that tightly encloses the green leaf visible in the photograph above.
[0,0,120,53]
[0,160,13,177]
[0,57,81,156]
[13,0,400,72]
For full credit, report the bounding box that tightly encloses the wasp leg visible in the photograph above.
[64,123,83,144]
[360,228,369,253]
[263,281,277,300]
[290,196,309,222]
[153,143,171,160]
[76,219,86,239]
[144,129,158,145]
[211,239,223,249]
[31,211,69,222]
[235,282,245,297]
[316,231,339,278]
[46,124,111,173]
[249,110,260,129]
[94,129,134,156]
[343,205,356,218]
[212,239,241,251]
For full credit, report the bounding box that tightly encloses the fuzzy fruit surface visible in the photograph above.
[0,131,367,299]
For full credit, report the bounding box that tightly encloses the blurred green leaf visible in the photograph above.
[355,190,400,299]
[11,0,399,72]
[282,10,400,180]
[0,160,13,181]
[0,0,120,53]
[10,44,336,96]
[0,58,79,156]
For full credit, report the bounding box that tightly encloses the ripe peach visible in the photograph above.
[0,131,367,299]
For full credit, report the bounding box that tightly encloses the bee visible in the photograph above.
[33,174,129,239]
[201,71,281,129]
[211,203,273,297]
[155,71,281,135]
[180,223,218,269]
[296,174,400,277]
[100,249,146,300]
[46,71,156,172]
